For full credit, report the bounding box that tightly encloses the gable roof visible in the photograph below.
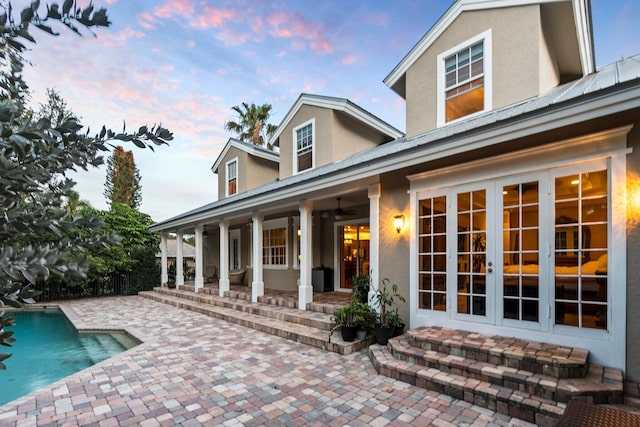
[151,54,640,232]
[384,0,595,97]
[211,137,279,173]
[268,93,404,146]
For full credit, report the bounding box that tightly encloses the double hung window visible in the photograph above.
[294,120,314,173]
[226,158,237,196]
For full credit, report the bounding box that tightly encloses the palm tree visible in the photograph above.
[225,102,278,149]
[64,191,92,216]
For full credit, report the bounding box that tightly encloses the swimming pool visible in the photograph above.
[0,308,138,406]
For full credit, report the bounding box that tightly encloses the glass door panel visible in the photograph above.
[502,181,539,322]
[339,224,370,289]
[418,196,447,311]
[456,189,488,316]
[554,170,608,330]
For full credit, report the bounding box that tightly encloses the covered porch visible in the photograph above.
[157,181,386,311]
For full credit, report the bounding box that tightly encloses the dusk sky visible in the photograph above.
[18,0,640,222]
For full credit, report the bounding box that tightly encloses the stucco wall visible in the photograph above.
[216,147,248,199]
[278,105,333,180]
[626,121,640,382]
[246,155,278,192]
[378,171,411,326]
[332,112,388,160]
[204,230,220,279]
[405,5,544,138]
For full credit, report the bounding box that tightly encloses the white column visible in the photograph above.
[194,224,204,292]
[251,212,264,302]
[368,183,381,308]
[160,232,168,286]
[298,200,314,310]
[176,230,184,288]
[219,220,230,297]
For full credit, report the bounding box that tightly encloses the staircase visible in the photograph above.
[369,326,624,426]
[139,287,372,354]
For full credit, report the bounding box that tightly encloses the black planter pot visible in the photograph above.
[393,323,406,337]
[375,325,395,345]
[341,326,358,342]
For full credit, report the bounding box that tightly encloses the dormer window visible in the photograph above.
[437,30,492,127]
[294,119,314,174]
[226,158,237,196]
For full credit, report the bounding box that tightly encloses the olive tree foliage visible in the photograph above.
[0,0,173,369]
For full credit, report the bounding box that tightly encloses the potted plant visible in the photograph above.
[352,274,370,303]
[328,303,358,343]
[372,278,406,345]
[351,301,377,340]
[388,308,406,337]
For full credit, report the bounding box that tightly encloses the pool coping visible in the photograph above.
[0,303,154,410]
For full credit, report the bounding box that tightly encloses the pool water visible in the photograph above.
[0,309,137,406]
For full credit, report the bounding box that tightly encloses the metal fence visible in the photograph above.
[33,271,158,302]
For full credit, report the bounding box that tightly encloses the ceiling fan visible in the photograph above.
[333,197,356,220]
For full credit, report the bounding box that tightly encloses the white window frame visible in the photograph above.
[436,29,492,128]
[229,229,241,271]
[293,118,315,174]
[408,127,629,370]
[262,218,288,269]
[225,157,238,197]
[293,217,300,269]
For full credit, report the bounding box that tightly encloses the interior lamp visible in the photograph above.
[393,215,405,234]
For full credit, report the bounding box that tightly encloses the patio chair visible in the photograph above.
[229,269,246,285]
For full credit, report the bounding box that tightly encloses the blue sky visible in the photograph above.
[18,0,640,221]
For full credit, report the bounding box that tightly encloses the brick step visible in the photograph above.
[389,337,623,404]
[407,326,588,379]
[197,286,339,314]
[369,344,566,427]
[151,287,334,331]
[139,290,373,355]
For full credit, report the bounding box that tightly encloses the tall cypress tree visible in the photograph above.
[104,146,142,209]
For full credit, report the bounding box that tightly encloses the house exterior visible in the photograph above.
[150,0,640,385]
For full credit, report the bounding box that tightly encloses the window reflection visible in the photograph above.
[554,170,608,330]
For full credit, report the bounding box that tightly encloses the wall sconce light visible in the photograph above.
[393,215,405,234]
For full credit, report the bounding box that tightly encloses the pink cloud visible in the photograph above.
[191,5,236,28]
[136,0,195,30]
[302,78,327,93]
[95,27,145,48]
[155,0,194,18]
[217,28,250,46]
[137,11,157,30]
[340,53,358,65]
[266,11,334,54]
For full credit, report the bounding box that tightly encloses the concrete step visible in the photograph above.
[369,344,566,427]
[407,326,589,379]
[139,290,373,355]
[389,336,623,404]
[153,287,334,331]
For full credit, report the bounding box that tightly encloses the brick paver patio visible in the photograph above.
[0,296,536,426]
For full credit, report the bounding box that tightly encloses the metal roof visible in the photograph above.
[151,54,640,231]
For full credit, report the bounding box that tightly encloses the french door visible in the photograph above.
[452,183,496,324]
[419,175,547,329]
[338,223,370,290]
